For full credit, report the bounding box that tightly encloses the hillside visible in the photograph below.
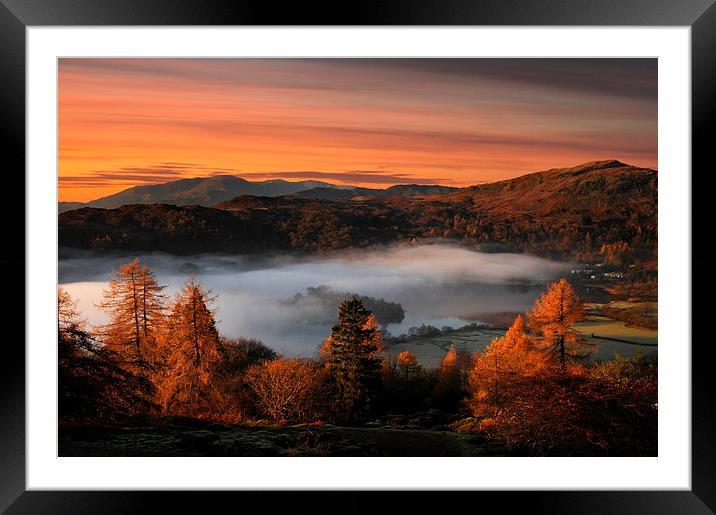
[58,160,657,259]
[290,184,460,200]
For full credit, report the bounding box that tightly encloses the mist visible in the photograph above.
[59,244,571,357]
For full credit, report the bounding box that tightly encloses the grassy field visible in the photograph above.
[385,315,657,368]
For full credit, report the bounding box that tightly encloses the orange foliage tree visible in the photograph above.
[396,351,421,380]
[599,241,631,267]
[431,344,472,410]
[245,358,324,423]
[527,278,595,370]
[467,315,546,417]
[155,277,222,414]
[96,258,166,372]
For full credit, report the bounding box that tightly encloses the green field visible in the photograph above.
[385,316,658,368]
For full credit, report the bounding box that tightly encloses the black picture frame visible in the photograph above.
[2,0,713,512]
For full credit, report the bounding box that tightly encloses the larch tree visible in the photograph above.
[432,344,472,409]
[396,351,421,380]
[328,298,383,423]
[97,258,166,371]
[467,315,546,417]
[156,277,222,414]
[527,278,595,370]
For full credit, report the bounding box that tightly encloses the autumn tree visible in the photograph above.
[327,298,383,423]
[467,315,546,416]
[396,351,421,380]
[246,358,324,423]
[599,241,631,267]
[431,344,472,410]
[59,288,153,422]
[528,279,595,370]
[155,277,221,414]
[97,258,166,371]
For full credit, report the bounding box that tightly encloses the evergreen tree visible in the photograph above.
[328,298,382,424]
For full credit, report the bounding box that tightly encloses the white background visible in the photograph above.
[27,27,690,490]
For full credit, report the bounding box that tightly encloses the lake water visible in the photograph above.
[59,244,573,357]
[59,244,656,364]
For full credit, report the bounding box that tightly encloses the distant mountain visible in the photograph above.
[58,201,86,214]
[59,177,461,212]
[290,184,460,200]
[59,160,657,260]
[62,175,342,211]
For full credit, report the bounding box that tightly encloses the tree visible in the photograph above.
[97,258,166,371]
[156,277,221,414]
[467,315,546,417]
[246,358,324,423]
[320,313,384,364]
[432,344,472,410]
[599,241,631,267]
[396,351,421,380]
[327,298,383,423]
[58,288,153,423]
[528,279,595,370]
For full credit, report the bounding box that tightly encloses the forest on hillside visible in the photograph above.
[58,162,657,268]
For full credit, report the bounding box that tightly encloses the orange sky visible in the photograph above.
[58,58,657,202]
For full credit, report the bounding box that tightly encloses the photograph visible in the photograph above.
[55,57,660,458]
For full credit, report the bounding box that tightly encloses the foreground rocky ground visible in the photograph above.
[59,415,511,457]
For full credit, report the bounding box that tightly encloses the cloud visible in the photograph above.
[58,58,657,200]
[59,162,242,188]
[237,170,455,185]
[58,243,571,359]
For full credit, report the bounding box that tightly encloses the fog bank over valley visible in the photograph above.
[59,244,571,357]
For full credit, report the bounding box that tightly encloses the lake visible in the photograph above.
[58,243,656,364]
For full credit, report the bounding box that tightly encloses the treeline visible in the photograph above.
[57,197,655,262]
[59,262,657,455]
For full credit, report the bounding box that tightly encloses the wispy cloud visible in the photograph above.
[58,58,657,201]
[238,170,457,185]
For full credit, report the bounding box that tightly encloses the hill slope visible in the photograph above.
[59,160,657,259]
[290,184,460,200]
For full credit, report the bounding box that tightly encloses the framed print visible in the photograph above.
[3,0,714,512]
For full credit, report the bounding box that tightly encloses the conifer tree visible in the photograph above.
[97,258,166,370]
[156,277,221,414]
[328,298,382,423]
[396,351,421,380]
[528,278,595,370]
[432,344,471,410]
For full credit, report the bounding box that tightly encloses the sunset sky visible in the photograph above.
[58,58,657,202]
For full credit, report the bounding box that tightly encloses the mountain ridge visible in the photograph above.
[58,160,657,260]
[58,175,342,212]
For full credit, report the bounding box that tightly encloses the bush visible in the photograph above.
[245,358,326,423]
[465,358,657,456]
